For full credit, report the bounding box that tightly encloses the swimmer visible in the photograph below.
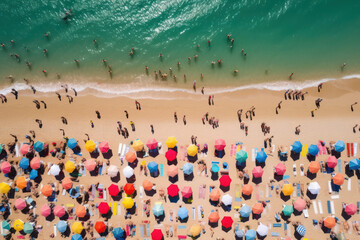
[234,69,239,73]
[201,73,203,79]
[217,59,222,64]
[289,73,294,80]
[26,61,31,68]
[159,53,163,58]
[188,57,191,61]
[93,39,97,44]
[56,73,61,79]
[1,43,5,48]
[208,40,211,46]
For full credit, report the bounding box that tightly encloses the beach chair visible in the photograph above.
[312,200,318,214]
[354,142,358,156]
[303,209,309,218]
[271,232,280,237]
[273,223,281,228]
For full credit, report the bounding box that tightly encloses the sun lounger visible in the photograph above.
[300,164,304,176]
[312,200,318,214]
[318,200,323,214]
[54,224,57,237]
[328,181,333,194]
[273,223,281,228]
[251,148,256,162]
[331,195,339,199]
[302,144,308,157]
[178,235,187,239]
[348,179,351,191]
[351,143,354,156]
[303,209,309,218]
[139,186,144,198]
[354,142,358,156]
[140,224,144,238]
[103,188,107,200]
[271,232,280,237]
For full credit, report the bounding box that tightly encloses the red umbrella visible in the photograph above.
[221,216,233,228]
[30,157,41,170]
[146,138,158,150]
[99,141,109,153]
[54,205,65,217]
[275,163,286,175]
[252,166,264,178]
[151,229,163,240]
[95,221,107,233]
[293,198,306,212]
[181,186,193,198]
[85,159,96,171]
[167,184,179,197]
[165,149,177,161]
[98,202,110,215]
[108,184,120,196]
[1,161,11,173]
[215,139,226,151]
[20,144,31,155]
[219,175,232,187]
[345,204,357,216]
[124,183,135,195]
[326,156,337,168]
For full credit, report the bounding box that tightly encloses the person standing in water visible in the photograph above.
[183,115,186,125]
[193,80,196,92]
[174,112,178,123]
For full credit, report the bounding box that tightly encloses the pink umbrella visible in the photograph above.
[252,166,264,178]
[30,157,41,170]
[167,165,178,178]
[20,144,31,155]
[215,139,226,151]
[181,186,193,198]
[1,161,11,174]
[275,163,286,175]
[85,159,96,171]
[14,198,27,210]
[326,156,337,168]
[146,138,158,150]
[293,198,306,212]
[99,141,109,153]
[54,205,65,217]
[345,204,357,216]
[41,204,51,217]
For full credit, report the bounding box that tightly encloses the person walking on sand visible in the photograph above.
[10,134,18,143]
[56,92,61,101]
[66,95,73,103]
[41,101,47,109]
[202,116,205,125]
[193,80,196,92]
[61,116,68,125]
[135,100,141,110]
[208,95,211,105]
[351,102,357,112]
[124,110,129,119]
[90,120,94,128]
[150,125,154,134]
[60,129,65,136]
[295,125,301,135]
[71,88,77,96]
[35,119,43,128]
[318,83,323,92]
[130,121,135,131]
[95,110,101,119]
[174,112,178,123]
[124,127,129,138]
[201,87,204,95]
[311,109,317,117]
[183,115,186,125]
[289,72,294,80]
[212,95,214,105]
[33,100,40,109]
[237,109,242,123]
[11,89,18,99]
[353,124,358,133]
[315,98,322,108]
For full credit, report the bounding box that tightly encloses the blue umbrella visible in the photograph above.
[334,140,345,152]
[56,221,67,233]
[182,163,193,175]
[235,229,244,238]
[211,164,219,173]
[245,229,256,240]
[29,169,38,180]
[308,144,319,156]
[67,138,78,149]
[71,234,83,240]
[177,207,189,220]
[33,141,44,152]
[296,225,306,236]
[152,203,164,217]
[147,161,159,173]
[240,205,251,218]
[349,159,360,170]
[292,141,303,153]
[19,157,29,169]
[112,227,125,239]
[256,151,267,163]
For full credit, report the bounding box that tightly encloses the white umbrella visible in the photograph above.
[308,182,321,195]
[256,223,269,237]
[123,166,134,178]
[221,194,232,206]
[49,164,61,176]
[107,165,119,177]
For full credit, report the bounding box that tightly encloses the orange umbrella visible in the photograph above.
[252,203,263,215]
[124,183,135,195]
[125,152,137,163]
[41,184,53,197]
[332,173,344,185]
[308,161,320,174]
[16,176,27,189]
[143,180,153,191]
[76,205,86,218]
[324,216,336,229]
[95,221,107,233]
[30,157,41,170]
[242,184,253,196]
[209,189,221,201]
[62,177,73,190]
[208,211,220,223]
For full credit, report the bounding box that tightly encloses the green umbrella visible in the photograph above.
[236,150,248,162]
[282,205,294,217]
[23,222,33,234]
[2,220,10,230]
[0,144,3,153]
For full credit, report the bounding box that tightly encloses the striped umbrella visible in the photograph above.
[296,225,306,236]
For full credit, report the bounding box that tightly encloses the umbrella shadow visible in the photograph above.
[129,160,138,169]
[0,150,8,160]
[220,185,230,192]
[99,227,109,237]
[236,161,246,170]
[306,190,318,200]
[221,203,231,212]
[102,209,113,219]
[169,195,179,203]
[90,151,100,159]
[208,221,218,228]
[222,226,232,232]
[155,213,166,223]
[274,173,283,182]
[252,213,262,220]
[149,149,159,158]
[211,172,219,181]
[306,154,316,161]
[332,150,340,158]
[126,175,136,183]
[209,200,219,207]
[168,159,178,165]
[102,149,113,159]
[111,193,123,201]
[34,175,43,184]
[46,213,55,222]
[293,209,303,216]
[39,148,49,157]
[341,209,352,220]
[240,216,249,222]
[136,150,146,158]
[54,171,65,181]
[290,151,300,161]
[321,225,332,234]
[214,150,225,159]
[280,212,291,221]
[280,192,291,202]
[252,177,262,184]
[61,227,71,237]
[345,164,355,178]
[150,170,160,178]
[179,216,189,223]
[255,162,266,168]
[59,212,70,221]
[187,155,198,163]
[256,233,267,240]
[242,194,251,200]
[182,196,193,204]
[293,230,304,240]
[184,173,194,181]
[7,166,17,180]
[169,175,178,183]
[145,189,156,197]
[306,171,317,180]
[79,213,91,222]
[110,172,121,183]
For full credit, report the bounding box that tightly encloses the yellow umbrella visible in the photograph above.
[132,140,144,152]
[0,182,11,194]
[190,224,201,237]
[187,144,198,157]
[122,197,134,209]
[72,221,83,234]
[85,140,96,153]
[65,161,76,173]
[16,176,27,190]
[282,184,294,196]
[166,137,177,148]
[141,160,146,166]
[13,219,24,231]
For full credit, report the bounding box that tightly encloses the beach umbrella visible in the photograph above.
[282,205,294,216]
[181,186,193,198]
[0,182,10,194]
[125,151,137,163]
[190,224,201,237]
[85,140,96,153]
[256,150,267,163]
[167,184,179,197]
[54,205,65,217]
[235,229,245,238]
[182,162,193,175]
[19,157,29,169]
[29,170,38,180]
[72,222,83,234]
[208,211,220,223]
[293,198,306,212]
[99,141,109,153]
[308,161,321,174]
[292,141,303,153]
[166,137,177,148]
[122,197,134,209]
[240,205,251,218]
[236,150,248,162]
[33,141,44,152]
[221,194,232,206]
[167,165,178,178]
[215,139,226,151]
[107,165,119,177]
[124,183,135,195]
[95,221,107,233]
[308,144,319,156]
[252,166,264,178]
[13,219,24,231]
[219,175,232,187]
[23,222,33,234]
[16,176,27,189]
[326,156,337,168]
[71,234,83,240]
[76,205,86,218]
[275,163,286,175]
[0,145,2,153]
[85,159,96,171]
[30,157,41,170]
[252,203,263,215]
[15,198,27,210]
[256,223,269,237]
[282,184,294,196]
[49,164,61,176]
[108,184,120,196]
[62,177,73,190]
[245,229,256,240]
[211,164,220,173]
[334,140,345,152]
[165,149,177,161]
[56,221,67,233]
[67,138,78,149]
[123,166,134,178]
[349,158,360,170]
[143,180,153,191]
[345,204,357,216]
[148,161,159,173]
[2,220,10,231]
[177,207,189,220]
[221,216,233,228]
[332,173,344,185]
[151,229,163,240]
[112,227,125,239]
[187,144,198,157]
[20,144,31,155]
[308,182,321,195]
[41,204,51,217]
[296,225,306,237]
[242,184,253,196]
[98,202,110,214]
[1,161,11,174]
[209,189,221,201]
[146,138,158,150]
[132,139,144,152]
[152,203,164,217]
[65,161,76,173]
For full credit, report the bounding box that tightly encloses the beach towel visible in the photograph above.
[347,143,351,157]
[338,159,341,172]
[348,179,351,191]
[126,225,130,236]
[178,235,187,239]
[327,200,331,214]
[330,201,335,215]
[230,144,234,157]
[273,223,281,228]
[140,225,144,238]
[53,224,57,237]
[312,201,318,214]
[331,195,339,199]
[139,186,144,198]
[251,148,256,161]
[293,164,297,176]
[328,181,333,194]
[354,142,358,156]
[178,225,187,229]
[318,200,323,214]
[146,223,150,237]
[197,206,202,220]
[117,203,121,216]
[255,185,260,202]
[192,207,196,220]
[199,185,206,199]
[160,164,164,176]
[113,202,117,215]
[303,209,309,218]
[98,164,103,175]
[271,232,280,237]
[302,144,308,157]
[296,184,301,197]
[283,175,290,180]
[235,184,241,202]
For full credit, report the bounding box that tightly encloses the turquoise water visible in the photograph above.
[1,0,360,92]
